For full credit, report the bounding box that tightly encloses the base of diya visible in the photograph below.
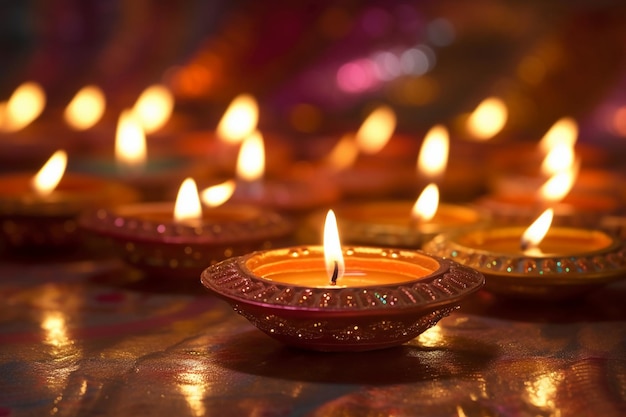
[201,246,484,352]
[423,227,626,300]
[79,203,294,279]
[0,175,139,253]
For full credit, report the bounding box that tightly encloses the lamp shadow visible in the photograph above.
[214,329,497,385]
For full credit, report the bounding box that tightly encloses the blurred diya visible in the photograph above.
[316,184,484,248]
[79,178,294,278]
[228,132,340,214]
[201,210,484,352]
[423,208,626,300]
[70,109,210,201]
[476,168,620,227]
[0,150,139,252]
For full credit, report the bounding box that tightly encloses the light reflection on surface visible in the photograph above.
[178,363,209,417]
[416,324,444,348]
[40,310,83,392]
[525,371,564,411]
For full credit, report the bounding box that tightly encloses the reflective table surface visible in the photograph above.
[0,256,625,417]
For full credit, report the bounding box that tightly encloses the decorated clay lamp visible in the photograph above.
[301,105,416,199]
[79,177,294,278]
[331,182,484,248]
[70,109,208,200]
[477,145,619,226]
[0,150,138,252]
[201,210,484,352]
[229,131,339,215]
[424,208,626,300]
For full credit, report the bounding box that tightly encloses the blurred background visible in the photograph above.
[1,0,626,167]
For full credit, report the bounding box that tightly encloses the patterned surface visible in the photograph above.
[0,257,624,416]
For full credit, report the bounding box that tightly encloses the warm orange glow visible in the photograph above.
[325,133,359,171]
[411,183,439,222]
[538,117,578,153]
[355,105,396,154]
[520,208,554,251]
[466,97,507,141]
[132,84,174,133]
[32,150,67,197]
[539,166,578,203]
[323,209,345,283]
[216,94,259,144]
[174,178,202,222]
[2,82,46,132]
[417,125,449,179]
[236,131,265,181]
[64,85,106,130]
[540,142,575,176]
[115,110,147,171]
[200,180,236,207]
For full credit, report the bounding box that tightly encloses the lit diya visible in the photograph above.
[79,178,294,278]
[0,150,138,252]
[70,109,209,200]
[201,210,484,352]
[423,208,626,299]
[229,131,340,214]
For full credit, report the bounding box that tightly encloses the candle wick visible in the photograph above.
[330,261,338,285]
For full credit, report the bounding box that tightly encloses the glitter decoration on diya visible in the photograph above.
[423,208,626,300]
[79,178,294,278]
[201,210,484,352]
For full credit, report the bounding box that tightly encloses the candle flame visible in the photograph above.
[200,180,236,207]
[538,117,578,153]
[64,85,106,130]
[236,131,265,181]
[355,105,396,154]
[465,97,507,141]
[325,133,359,171]
[1,82,46,132]
[323,209,345,284]
[417,125,449,179]
[540,142,575,176]
[174,178,203,222]
[115,110,147,171]
[32,150,67,197]
[216,94,259,144]
[539,165,578,203]
[132,84,174,133]
[520,208,554,251]
[411,183,439,222]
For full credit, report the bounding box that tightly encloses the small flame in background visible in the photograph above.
[466,97,508,141]
[32,150,68,197]
[216,94,259,144]
[132,84,174,134]
[200,180,236,207]
[174,178,202,222]
[0,81,46,132]
[411,183,439,223]
[236,131,265,182]
[64,85,106,131]
[520,208,554,251]
[354,105,396,154]
[417,125,449,180]
[115,110,147,172]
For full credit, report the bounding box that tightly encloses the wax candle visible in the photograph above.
[79,178,294,278]
[201,210,484,351]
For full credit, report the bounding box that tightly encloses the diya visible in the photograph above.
[79,178,294,279]
[423,208,626,299]
[201,210,484,352]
